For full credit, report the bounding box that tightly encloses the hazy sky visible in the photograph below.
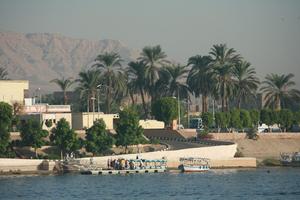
[0,0,300,86]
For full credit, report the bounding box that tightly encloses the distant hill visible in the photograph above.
[0,31,139,93]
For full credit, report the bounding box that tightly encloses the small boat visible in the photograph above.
[178,157,210,172]
[280,152,300,167]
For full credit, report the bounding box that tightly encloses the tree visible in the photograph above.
[201,112,213,129]
[115,108,145,153]
[151,97,178,126]
[293,111,300,125]
[93,52,124,114]
[210,44,241,111]
[260,109,272,126]
[76,69,101,112]
[20,119,48,158]
[50,118,80,159]
[0,66,8,80]
[215,112,230,132]
[127,61,149,118]
[249,109,260,127]
[85,119,115,155]
[261,73,300,110]
[230,109,241,131]
[232,61,259,109]
[138,45,169,103]
[162,64,189,98]
[240,109,251,131]
[50,77,74,104]
[0,102,12,157]
[187,55,214,112]
[278,109,293,132]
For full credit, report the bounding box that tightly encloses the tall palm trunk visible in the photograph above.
[139,87,148,118]
[63,90,67,105]
[107,76,112,114]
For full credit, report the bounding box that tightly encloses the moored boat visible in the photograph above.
[178,157,210,172]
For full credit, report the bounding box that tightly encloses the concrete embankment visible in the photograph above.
[79,143,256,169]
[0,158,56,174]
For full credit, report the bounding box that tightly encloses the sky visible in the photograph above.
[0,0,300,86]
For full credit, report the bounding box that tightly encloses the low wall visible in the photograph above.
[211,132,300,141]
[0,159,56,173]
[79,143,238,167]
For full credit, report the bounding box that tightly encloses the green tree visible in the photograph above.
[232,61,260,109]
[115,108,145,153]
[85,119,115,155]
[260,109,272,126]
[76,69,101,112]
[127,61,149,118]
[93,52,124,114]
[201,112,213,129]
[293,111,300,125]
[151,97,178,126]
[138,45,169,103]
[50,77,74,104]
[0,66,8,80]
[20,119,48,158]
[278,109,293,132]
[210,44,241,111]
[249,109,260,127]
[230,109,241,131]
[240,109,251,131]
[261,73,300,110]
[187,55,214,112]
[215,112,230,132]
[162,64,190,98]
[50,118,80,159]
[0,102,12,157]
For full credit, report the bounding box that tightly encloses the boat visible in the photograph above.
[280,152,300,167]
[80,157,167,175]
[178,157,210,172]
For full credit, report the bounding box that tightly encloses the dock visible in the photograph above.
[81,168,166,175]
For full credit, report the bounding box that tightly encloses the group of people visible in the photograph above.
[107,157,143,170]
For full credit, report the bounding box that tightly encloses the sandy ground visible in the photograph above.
[233,138,300,160]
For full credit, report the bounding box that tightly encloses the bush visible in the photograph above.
[245,127,259,140]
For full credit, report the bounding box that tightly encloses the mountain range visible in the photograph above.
[0,31,139,93]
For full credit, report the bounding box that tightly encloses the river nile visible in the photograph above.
[1,168,300,200]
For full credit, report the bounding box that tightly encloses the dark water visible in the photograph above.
[1,168,300,200]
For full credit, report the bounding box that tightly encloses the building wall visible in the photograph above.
[20,113,72,129]
[0,80,29,105]
[72,112,119,130]
[139,120,165,129]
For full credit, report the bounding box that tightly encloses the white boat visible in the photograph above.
[178,157,210,172]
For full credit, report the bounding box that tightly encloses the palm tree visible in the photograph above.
[210,44,241,111]
[50,77,74,104]
[93,52,123,114]
[127,61,149,118]
[261,73,300,110]
[138,45,169,102]
[232,61,260,109]
[162,64,190,98]
[76,70,101,112]
[0,66,8,80]
[187,55,214,112]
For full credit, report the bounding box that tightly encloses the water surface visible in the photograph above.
[1,168,300,200]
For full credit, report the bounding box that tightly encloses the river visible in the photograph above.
[0,167,300,200]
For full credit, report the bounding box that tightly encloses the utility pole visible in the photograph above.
[177,88,180,130]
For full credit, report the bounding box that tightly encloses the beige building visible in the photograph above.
[139,120,165,129]
[0,80,29,105]
[20,104,72,129]
[72,112,119,130]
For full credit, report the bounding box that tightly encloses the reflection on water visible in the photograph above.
[1,167,300,200]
